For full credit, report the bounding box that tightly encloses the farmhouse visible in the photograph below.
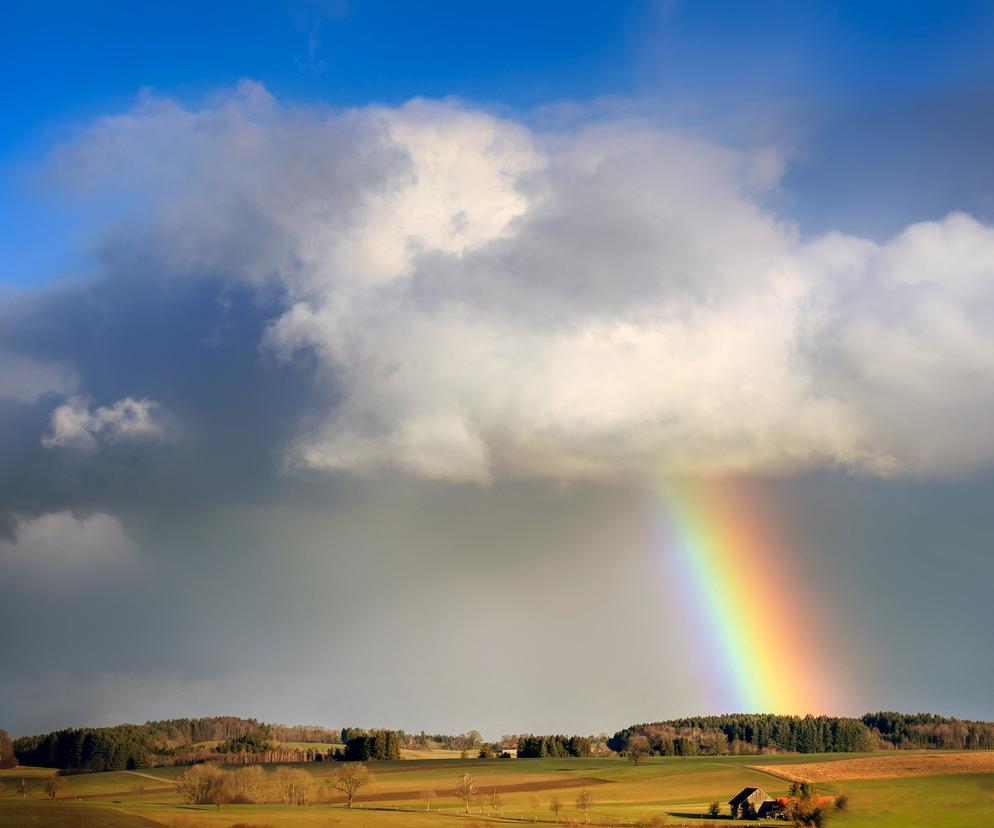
[729,787,774,818]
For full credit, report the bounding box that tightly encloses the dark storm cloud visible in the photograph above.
[0,274,322,516]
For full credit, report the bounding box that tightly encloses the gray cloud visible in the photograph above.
[42,396,172,451]
[0,350,77,403]
[0,511,137,578]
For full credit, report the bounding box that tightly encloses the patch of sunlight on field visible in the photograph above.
[825,772,994,828]
[0,765,58,782]
[754,750,994,781]
[0,800,161,826]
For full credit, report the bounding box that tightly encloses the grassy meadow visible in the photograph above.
[2,752,993,827]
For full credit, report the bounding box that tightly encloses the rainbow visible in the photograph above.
[651,478,840,715]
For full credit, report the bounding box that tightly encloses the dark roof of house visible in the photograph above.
[729,787,772,806]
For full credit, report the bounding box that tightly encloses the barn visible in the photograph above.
[729,787,774,818]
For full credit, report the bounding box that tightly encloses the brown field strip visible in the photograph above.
[751,752,994,782]
[0,802,161,826]
[61,785,178,800]
[361,761,493,775]
[333,775,613,805]
[55,775,612,806]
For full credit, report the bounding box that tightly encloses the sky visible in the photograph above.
[2,0,994,739]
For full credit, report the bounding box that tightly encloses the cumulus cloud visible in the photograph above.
[41,83,994,481]
[0,511,137,575]
[42,396,171,452]
[0,351,77,403]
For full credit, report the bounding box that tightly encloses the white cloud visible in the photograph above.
[0,511,137,576]
[0,351,77,403]
[50,85,994,481]
[799,212,994,475]
[42,396,171,452]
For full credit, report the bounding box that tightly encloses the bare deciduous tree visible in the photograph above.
[576,789,593,823]
[176,764,230,810]
[0,730,17,769]
[17,778,29,799]
[421,788,436,812]
[531,794,540,822]
[229,765,265,803]
[332,762,372,808]
[550,795,563,823]
[627,734,651,766]
[455,773,478,814]
[44,776,67,799]
[275,766,314,806]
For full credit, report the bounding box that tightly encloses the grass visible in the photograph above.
[827,773,994,827]
[1,752,992,826]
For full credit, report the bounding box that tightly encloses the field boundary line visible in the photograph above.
[125,769,178,785]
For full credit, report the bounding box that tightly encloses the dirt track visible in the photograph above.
[62,785,177,801]
[752,752,994,782]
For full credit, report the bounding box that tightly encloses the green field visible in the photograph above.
[2,752,992,826]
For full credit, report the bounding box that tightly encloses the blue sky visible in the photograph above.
[4,1,991,124]
[3,2,994,735]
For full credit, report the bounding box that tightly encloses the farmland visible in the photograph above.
[2,752,993,827]
[754,751,994,782]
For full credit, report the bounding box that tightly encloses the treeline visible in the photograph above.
[214,732,274,754]
[14,726,155,771]
[610,712,994,756]
[515,735,594,758]
[135,717,270,749]
[863,712,994,750]
[336,729,401,761]
[13,719,417,771]
[14,716,492,771]
[403,730,483,752]
[270,723,341,743]
[12,716,340,772]
[610,715,874,755]
[343,728,486,755]
[16,710,994,772]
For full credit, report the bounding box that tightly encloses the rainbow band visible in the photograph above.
[655,479,831,715]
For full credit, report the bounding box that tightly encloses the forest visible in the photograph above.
[609,712,994,756]
[11,717,341,772]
